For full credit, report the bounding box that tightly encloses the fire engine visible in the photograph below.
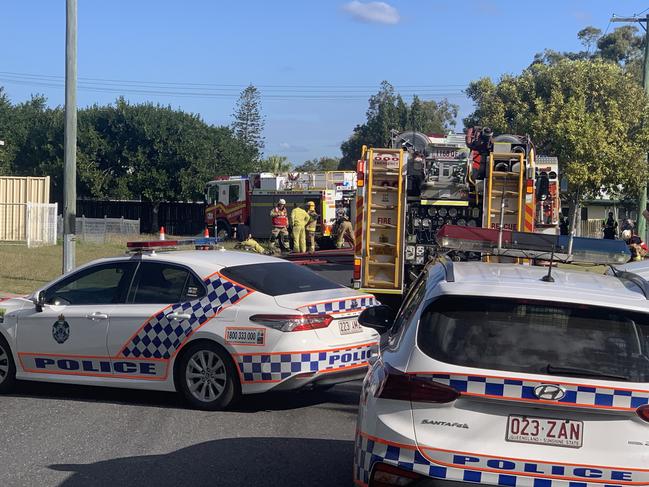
[204,171,356,243]
[353,129,560,304]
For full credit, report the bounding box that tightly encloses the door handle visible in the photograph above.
[86,312,108,321]
[165,312,191,321]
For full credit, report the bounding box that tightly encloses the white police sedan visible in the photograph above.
[354,259,649,487]
[0,240,379,410]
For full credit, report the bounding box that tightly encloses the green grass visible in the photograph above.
[0,235,239,295]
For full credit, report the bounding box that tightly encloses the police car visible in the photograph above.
[0,238,379,410]
[354,230,649,487]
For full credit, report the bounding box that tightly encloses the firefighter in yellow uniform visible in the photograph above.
[306,201,319,253]
[336,206,355,248]
[290,203,311,253]
[270,199,290,252]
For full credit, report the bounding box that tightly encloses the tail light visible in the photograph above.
[376,363,460,403]
[357,159,365,187]
[637,405,649,422]
[250,314,332,332]
[353,258,362,280]
[371,463,422,486]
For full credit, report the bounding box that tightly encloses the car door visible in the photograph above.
[16,261,137,378]
[106,261,209,381]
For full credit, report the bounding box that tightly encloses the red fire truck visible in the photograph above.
[204,172,357,241]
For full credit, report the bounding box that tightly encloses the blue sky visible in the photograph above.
[1,0,647,164]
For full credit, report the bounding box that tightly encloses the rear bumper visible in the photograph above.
[271,362,369,391]
[235,340,378,394]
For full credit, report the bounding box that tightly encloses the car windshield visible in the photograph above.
[418,296,649,383]
[220,262,344,296]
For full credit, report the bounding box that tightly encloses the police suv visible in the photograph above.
[0,239,379,410]
[354,257,649,487]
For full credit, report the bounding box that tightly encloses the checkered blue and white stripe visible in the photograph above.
[237,342,375,383]
[354,433,623,487]
[300,296,378,315]
[424,373,649,411]
[120,275,251,359]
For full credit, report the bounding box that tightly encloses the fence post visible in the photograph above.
[81,215,86,241]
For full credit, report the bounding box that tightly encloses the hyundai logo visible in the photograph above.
[534,384,566,401]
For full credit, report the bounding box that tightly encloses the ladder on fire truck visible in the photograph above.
[361,147,406,292]
[484,151,525,232]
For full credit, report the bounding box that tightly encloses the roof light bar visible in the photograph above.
[126,237,220,252]
[437,225,631,265]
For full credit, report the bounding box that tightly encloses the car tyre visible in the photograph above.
[177,341,240,411]
[0,335,16,393]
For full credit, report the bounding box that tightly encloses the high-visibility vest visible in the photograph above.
[271,207,288,227]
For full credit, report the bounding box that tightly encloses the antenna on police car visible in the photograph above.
[540,245,556,283]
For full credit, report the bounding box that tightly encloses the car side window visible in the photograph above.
[129,262,206,304]
[44,262,136,306]
[388,272,428,346]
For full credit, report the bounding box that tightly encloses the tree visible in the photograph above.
[339,81,458,169]
[464,59,649,202]
[294,157,341,172]
[0,89,262,212]
[577,26,602,52]
[534,25,644,80]
[231,84,265,158]
[259,155,292,173]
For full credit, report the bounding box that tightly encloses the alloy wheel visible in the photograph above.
[185,350,227,403]
[0,343,9,384]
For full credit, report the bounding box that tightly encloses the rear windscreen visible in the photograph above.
[418,296,649,382]
[220,262,343,296]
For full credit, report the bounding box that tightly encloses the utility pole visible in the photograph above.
[63,0,77,273]
[611,14,649,240]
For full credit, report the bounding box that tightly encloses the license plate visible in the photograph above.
[338,319,362,335]
[506,415,583,448]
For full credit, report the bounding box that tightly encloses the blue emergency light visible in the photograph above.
[437,225,631,265]
[127,237,221,252]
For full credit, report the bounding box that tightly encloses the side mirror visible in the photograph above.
[358,305,396,334]
[32,291,45,312]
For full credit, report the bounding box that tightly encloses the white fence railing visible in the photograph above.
[57,215,140,243]
[26,203,58,248]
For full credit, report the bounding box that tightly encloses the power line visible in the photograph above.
[0,70,468,93]
[0,72,467,102]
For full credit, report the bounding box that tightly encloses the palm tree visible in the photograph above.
[260,155,292,174]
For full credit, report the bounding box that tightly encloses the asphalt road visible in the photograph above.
[0,380,362,487]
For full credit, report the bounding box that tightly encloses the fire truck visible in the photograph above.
[353,129,559,304]
[204,171,356,242]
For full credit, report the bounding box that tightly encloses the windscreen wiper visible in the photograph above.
[546,364,630,382]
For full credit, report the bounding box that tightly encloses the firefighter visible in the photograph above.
[290,203,311,253]
[306,201,319,253]
[270,198,290,252]
[233,216,267,254]
[335,204,355,249]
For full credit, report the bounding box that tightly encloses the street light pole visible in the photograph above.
[611,14,649,241]
[63,0,77,273]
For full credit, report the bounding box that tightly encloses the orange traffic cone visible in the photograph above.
[203,227,210,238]
[159,226,166,241]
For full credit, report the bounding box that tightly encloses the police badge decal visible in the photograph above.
[52,314,70,344]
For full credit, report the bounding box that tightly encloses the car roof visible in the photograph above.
[435,261,649,310]
[610,260,649,280]
[84,250,285,274]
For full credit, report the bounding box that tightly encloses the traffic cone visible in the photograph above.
[203,227,210,238]
[159,226,166,241]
